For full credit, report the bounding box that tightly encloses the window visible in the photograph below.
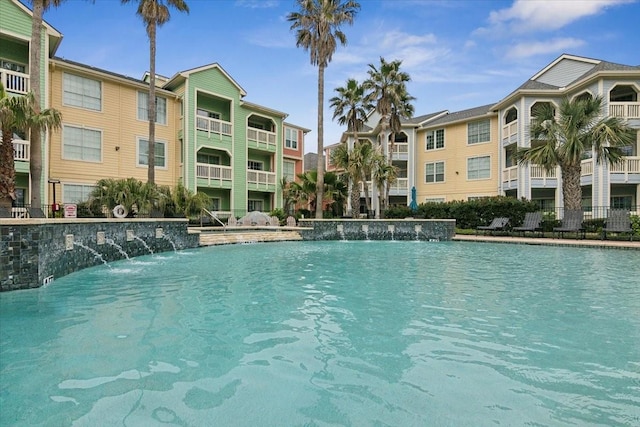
[611,196,632,209]
[248,160,263,171]
[63,73,101,111]
[425,161,444,183]
[197,153,220,165]
[468,120,490,144]
[63,126,101,162]
[1,59,26,73]
[425,198,445,203]
[467,156,491,180]
[138,139,166,168]
[248,199,263,212]
[63,184,95,204]
[138,92,167,125]
[285,128,298,149]
[283,160,296,181]
[426,129,444,150]
[468,196,491,201]
[211,198,220,211]
[197,109,220,119]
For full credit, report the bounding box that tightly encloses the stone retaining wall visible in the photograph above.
[0,219,198,292]
[297,219,456,241]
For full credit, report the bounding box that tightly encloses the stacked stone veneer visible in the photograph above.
[0,219,198,292]
[297,219,456,241]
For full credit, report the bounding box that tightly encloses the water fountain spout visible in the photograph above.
[105,238,131,260]
[72,241,111,268]
[336,224,346,241]
[133,235,154,254]
[162,234,178,252]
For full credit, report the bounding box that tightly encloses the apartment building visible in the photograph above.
[328,54,640,216]
[1,0,308,217]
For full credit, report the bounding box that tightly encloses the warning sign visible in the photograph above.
[64,204,77,218]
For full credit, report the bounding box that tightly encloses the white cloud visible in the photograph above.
[505,37,586,59]
[379,31,437,49]
[235,0,279,8]
[488,0,634,32]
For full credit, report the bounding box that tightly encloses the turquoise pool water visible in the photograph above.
[1,241,639,426]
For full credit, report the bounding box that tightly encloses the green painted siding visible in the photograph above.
[0,38,29,64]
[0,0,33,38]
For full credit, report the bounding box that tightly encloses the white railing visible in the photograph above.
[581,158,593,176]
[0,137,30,161]
[1,69,29,95]
[530,164,557,179]
[391,143,408,159]
[196,116,232,137]
[609,102,640,119]
[389,178,408,193]
[247,127,276,150]
[502,166,518,182]
[358,181,373,194]
[610,156,640,180]
[247,169,276,187]
[502,120,518,143]
[196,163,232,184]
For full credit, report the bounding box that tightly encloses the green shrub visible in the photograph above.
[631,215,640,236]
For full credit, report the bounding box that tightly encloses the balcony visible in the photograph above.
[389,178,408,195]
[0,137,30,161]
[502,166,518,185]
[196,163,232,188]
[609,102,640,119]
[247,169,276,192]
[0,69,29,95]
[390,143,409,160]
[610,156,640,181]
[247,127,276,152]
[196,116,232,137]
[581,158,593,176]
[502,120,518,145]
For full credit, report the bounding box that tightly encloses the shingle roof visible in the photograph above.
[403,110,448,125]
[422,104,496,127]
[53,57,149,87]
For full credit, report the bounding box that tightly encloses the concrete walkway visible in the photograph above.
[453,234,639,250]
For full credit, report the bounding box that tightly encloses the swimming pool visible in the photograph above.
[1,241,639,426]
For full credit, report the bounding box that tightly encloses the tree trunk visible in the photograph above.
[350,179,360,218]
[0,129,16,209]
[147,22,157,185]
[362,172,371,216]
[315,64,325,219]
[29,0,44,211]
[561,163,583,210]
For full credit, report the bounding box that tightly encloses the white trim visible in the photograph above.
[466,154,492,181]
[424,160,445,184]
[62,71,103,112]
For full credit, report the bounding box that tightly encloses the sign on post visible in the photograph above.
[64,204,77,218]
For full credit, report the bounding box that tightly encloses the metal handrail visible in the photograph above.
[202,208,226,231]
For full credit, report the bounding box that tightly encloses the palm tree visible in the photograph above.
[352,140,379,217]
[122,0,189,185]
[28,0,65,212]
[363,57,413,152]
[288,0,360,219]
[518,96,635,211]
[330,78,371,217]
[0,85,62,209]
[372,160,398,217]
[363,57,413,215]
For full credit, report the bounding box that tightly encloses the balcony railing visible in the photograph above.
[0,69,29,95]
[390,143,409,159]
[502,120,518,143]
[609,102,640,119]
[502,166,518,183]
[610,156,640,179]
[530,164,557,179]
[0,137,30,161]
[247,127,276,151]
[196,163,232,184]
[389,178,408,193]
[196,116,232,137]
[247,169,276,187]
[581,158,593,176]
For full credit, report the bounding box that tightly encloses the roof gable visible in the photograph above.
[532,54,599,88]
[165,63,246,96]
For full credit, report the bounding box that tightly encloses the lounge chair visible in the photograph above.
[512,211,543,237]
[553,209,585,239]
[476,217,510,235]
[602,209,633,241]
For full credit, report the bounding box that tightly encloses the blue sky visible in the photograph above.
[44,0,640,153]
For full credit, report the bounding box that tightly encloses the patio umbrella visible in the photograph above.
[409,186,418,211]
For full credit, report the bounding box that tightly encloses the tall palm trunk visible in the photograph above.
[361,171,371,215]
[147,21,157,185]
[29,0,44,211]
[561,163,583,211]
[350,180,360,218]
[0,128,16,209]
[315,63,325,219]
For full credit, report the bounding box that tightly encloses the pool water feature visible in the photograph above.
[1,241,639,426]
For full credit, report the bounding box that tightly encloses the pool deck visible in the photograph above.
[195,227,639,250]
